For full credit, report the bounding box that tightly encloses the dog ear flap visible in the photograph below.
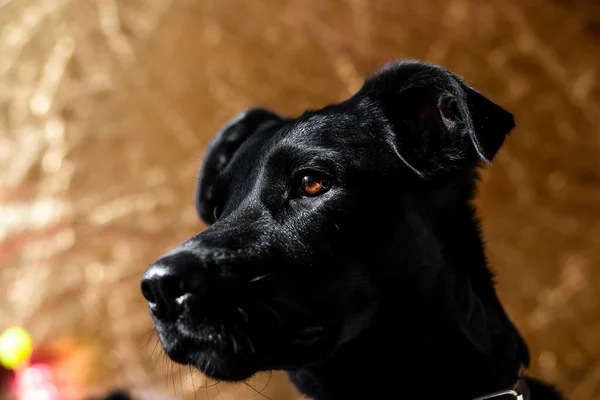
[419,83,515,173]
[366,63,514,175]
[457,84,515,162]
[195,108,287,224]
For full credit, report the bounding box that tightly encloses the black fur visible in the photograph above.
[141,60,564,399]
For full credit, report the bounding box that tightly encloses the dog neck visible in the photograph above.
[287,193,530,399]
[287,297,527,399]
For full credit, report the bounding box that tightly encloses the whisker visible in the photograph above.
[237,306,249,323]
[205,359,212,377]
[162,353,169,389]
[171,360,176,394]
[150,337,160,360]
[260,371,273,394]
[243,379,274,400]
[233,321,256,354]
[162,353,169,388]
[187,366,223,391]
[248,272,272,284]
[179,365,184,397]
[215,378,223,398]
[247,335,256,353]
[143,329,156,351]
[232,335,239,354]
[189,365,198,400]
[205,371,210,400]
[259,301,283,325]
[217,332,223,352]
[201,379,221,389]
[163,356,169,390]
[219,324,226,352]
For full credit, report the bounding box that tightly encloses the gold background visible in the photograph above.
[1,0,599,399]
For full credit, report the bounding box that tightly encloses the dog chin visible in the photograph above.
[160,334,260,381]
[157,326,337,383]
[191,350,259,381]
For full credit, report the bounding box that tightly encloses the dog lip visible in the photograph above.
[162,329,224,360]
[187,332,219,346]
[172,321,249,358]
[175,322,218,343]
[175,292,192,305]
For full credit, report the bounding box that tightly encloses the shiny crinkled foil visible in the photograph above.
[1,0,599,399]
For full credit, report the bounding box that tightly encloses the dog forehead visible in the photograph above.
[228,94,395,175]
[277,106,380,148]
[286,113,352,141]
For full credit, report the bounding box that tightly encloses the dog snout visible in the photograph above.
[141,251,204,320]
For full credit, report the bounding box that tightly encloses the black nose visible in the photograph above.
[141,251,204,320]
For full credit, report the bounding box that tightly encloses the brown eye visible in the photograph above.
[300,175,328,196]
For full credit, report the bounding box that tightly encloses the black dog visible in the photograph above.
[141,60,564,399]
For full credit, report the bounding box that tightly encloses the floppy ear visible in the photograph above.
[454,83,515,162]
[366,62,515,175]
[195,108,288,224]
[398,82,515,175]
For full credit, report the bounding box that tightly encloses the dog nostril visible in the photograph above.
[141,280,156,303]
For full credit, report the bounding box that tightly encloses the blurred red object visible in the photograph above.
[14,363,58,400]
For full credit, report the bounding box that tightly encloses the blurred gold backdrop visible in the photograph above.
[1,0,599,399]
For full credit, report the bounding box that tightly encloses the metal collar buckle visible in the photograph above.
[473,389,524,400]
[472,364,528,400]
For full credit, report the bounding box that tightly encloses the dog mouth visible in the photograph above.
[154,320,257,381]
[154,312,330,381]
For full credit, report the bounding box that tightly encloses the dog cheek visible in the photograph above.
[333,281,380,348]
[336,305,377,348]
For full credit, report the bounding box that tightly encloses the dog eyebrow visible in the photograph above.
[268,144,344,174]
[290,146,341,163]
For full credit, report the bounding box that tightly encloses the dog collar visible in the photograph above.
[472,364,529,400]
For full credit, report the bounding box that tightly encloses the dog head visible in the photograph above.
[141,60,515,381]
